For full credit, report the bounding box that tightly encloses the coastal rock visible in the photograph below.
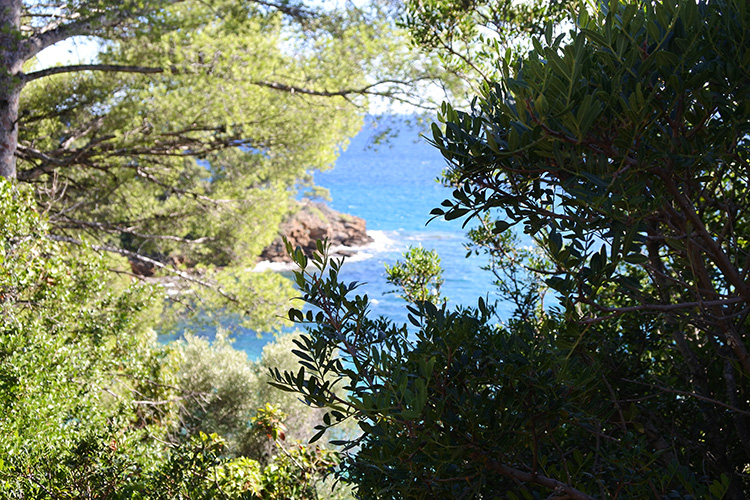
[129,258,156,277]
[260,201,373,263]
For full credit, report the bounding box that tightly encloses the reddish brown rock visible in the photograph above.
[129,258,156,277]
[260,201,373,263]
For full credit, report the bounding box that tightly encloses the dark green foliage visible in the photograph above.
[273,1,750,498]
[275,242,731,498]
[426,0,750,497]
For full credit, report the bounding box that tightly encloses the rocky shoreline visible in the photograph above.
[259,200,373,263]
[128,201,371,278]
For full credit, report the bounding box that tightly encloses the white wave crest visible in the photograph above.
[250,229,404,272]
[364,230,401,253]
[251,261,299,273]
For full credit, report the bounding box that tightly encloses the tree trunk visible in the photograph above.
[0,86,20,180]
[0,0,23,180]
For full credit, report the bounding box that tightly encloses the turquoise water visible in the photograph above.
[164,116,504,359]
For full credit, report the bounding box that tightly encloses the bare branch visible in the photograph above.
[623,378,750,416]
[482,459,595,500]
[579,296,746,324]
[47,234,241,305]
[56,216,215,244]
[23,64,164,83]
[251,0,314,18]
[253,78,426,99]
[20,11,121,60]
[18,2,183,61]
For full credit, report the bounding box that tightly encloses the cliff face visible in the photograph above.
[260,201,373,263]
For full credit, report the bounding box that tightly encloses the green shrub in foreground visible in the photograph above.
[0,180,347,498]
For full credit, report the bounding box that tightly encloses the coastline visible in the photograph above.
[251,229,396,273]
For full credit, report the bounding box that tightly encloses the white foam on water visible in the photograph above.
[366,229,402,253]
[250,229,404,272]
[327,229,403,263]
[250,260,299,273]
[335,250,374,263]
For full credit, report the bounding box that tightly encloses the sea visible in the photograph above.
[164,116,505,359]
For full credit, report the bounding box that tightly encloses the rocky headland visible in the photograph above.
[259,200,373,263]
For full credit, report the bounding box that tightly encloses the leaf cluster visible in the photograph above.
[273,241,734,498]
[427,0,750,496]
[384,245,445,304]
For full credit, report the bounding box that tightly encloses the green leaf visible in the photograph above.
[444,208,469,221]
[309,428,326,443]
[492,220,512,233]
[623,253,648,264]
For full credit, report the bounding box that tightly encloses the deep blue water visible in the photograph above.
[163,116,504,359]
[313,117,500,323]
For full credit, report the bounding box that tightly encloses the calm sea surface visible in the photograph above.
[313,117,500,320]
[163,116,504,359]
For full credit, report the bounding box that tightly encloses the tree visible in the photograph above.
[2,0,433,179]
[272,0,750,498]
[0,180,350,497]
[384,245,445,304]
[2,0,448,328]
[430,0,750,494]
[401,0,575,92]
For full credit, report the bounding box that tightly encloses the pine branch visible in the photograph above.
[47,234,240,305]
[23,64,164,83]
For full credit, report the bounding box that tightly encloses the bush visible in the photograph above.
[174,330,344,460]
[273,239,733,499]
[0,180,347,499]
[0,180,177,495]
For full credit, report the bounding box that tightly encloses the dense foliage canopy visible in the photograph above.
[0,180,348,496]
[1,0,450,328]
[275,0,750,498]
